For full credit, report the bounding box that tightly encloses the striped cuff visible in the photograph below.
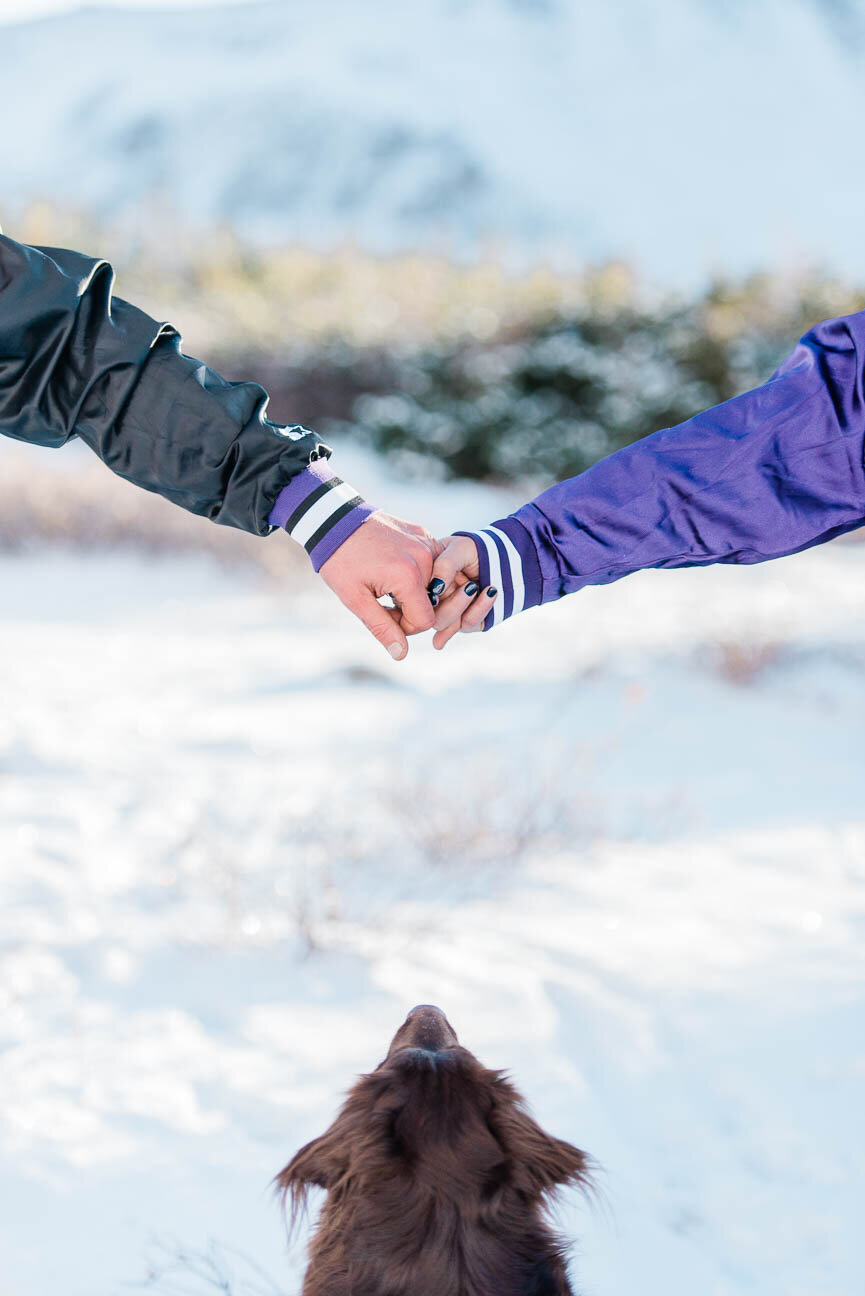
[454,517,543,631]
[268,460,376,571]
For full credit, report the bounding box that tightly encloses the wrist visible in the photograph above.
[269,460,377,571]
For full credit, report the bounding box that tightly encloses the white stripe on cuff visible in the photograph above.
[288,481,361,547]
[475,530,506,627]
[487,525,526,616]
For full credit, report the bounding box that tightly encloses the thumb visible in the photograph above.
[431,535,479,596]
[350,588,410,661]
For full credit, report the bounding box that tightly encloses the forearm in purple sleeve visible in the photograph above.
[458,311,865,630]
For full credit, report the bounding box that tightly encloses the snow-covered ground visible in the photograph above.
[1,447,864,1296]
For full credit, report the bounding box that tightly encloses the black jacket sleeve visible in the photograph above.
[0,233,332,535]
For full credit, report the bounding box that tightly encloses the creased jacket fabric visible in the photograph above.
[460,311,865,628]
[0,234,372,560]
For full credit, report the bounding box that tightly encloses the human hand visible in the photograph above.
[318,512,442,660]
[428,535,498,650]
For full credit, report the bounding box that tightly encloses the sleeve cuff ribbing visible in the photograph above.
[268,460,376,570]
[453,516,543,630]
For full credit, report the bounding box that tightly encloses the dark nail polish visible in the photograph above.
[487,587,498,598]
[428,578,446,595]
[429,592,439,607]
[464,582,479,597]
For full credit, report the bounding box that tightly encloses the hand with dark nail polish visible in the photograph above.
[425,536,501,651]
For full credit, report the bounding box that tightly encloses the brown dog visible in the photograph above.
[276,1004,591,1296]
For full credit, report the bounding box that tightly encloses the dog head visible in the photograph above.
[276,1004,590,1232]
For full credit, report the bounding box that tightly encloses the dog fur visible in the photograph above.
[276,1004,591,1296]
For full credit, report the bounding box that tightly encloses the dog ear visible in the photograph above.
[274,1121,349,1232]
[487,1077,589,1200]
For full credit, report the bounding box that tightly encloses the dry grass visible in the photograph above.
[10,200,614,356]
[698,640,785,687]
[0,456,307,579]
[158,746,603,958]
[387,750,600,876]
[138,1238,285,1296]
[11,201,863,364]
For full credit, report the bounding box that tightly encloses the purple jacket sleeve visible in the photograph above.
[458,311,865,630]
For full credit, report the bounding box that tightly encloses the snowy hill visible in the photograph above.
[4,0,865,283]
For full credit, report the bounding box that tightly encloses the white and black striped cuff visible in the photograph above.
[269,460,375,570]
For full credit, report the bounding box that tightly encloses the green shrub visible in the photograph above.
[12,206,862,486]
[329,279,864,483]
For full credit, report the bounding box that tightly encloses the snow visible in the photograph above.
[4,0,865,285]
[1,452,864,1294]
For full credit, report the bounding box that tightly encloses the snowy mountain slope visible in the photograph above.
[3,0,865,283]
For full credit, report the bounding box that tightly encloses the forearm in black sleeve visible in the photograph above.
[0,233,334,535]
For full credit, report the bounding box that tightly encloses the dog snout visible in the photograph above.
[400,1004,459,1052]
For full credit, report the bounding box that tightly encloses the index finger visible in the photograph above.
[429,536,479,599]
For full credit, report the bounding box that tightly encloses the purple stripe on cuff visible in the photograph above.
[268,460,336,531]
[491,516,544,609]
[453,531,495,631]
[307,501,377,571]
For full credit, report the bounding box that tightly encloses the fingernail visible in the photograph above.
[464,582,478,597]
[486,587,498,598]
[428,592,439,607]
[428,578,446,595]
[388,643,406,660]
